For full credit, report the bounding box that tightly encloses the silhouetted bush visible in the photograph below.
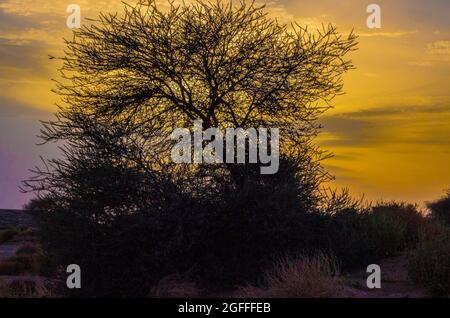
[408,222,450,297]
[0,228,18,243]
[29,157,327,296]
[325,208,403,269]
[0,279,54,298]
[371,202,425,248]
[188,162,327,287]
[427,191,450,226]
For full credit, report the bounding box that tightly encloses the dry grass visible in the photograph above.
[0,278,54,298]
[0,228,19,244]
[0,243,46,276]
[239,253,344,298]
[150,274,201,298]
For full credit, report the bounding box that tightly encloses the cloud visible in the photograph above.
[0,37,52,76]
[0,96,50,118]
[319,104,450,148]
[339,104,450,118]
[358,30,418,38]
[427,40,450,55]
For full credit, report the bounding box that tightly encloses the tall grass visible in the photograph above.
[239,253,343,298]
[0,279,54,298]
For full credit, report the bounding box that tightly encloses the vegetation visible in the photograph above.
[427,191,450,226]
[15,0,448,298]
[22,0,356,297]
[239,253,343,298]
[408,222,450,297]
[0,245,45,276]
[324,201,426,269]
[0,279,54,298]
[0,228,18,244]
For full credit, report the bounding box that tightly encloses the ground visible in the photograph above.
[0,232,429,298]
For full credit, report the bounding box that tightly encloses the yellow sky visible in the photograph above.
[0,0,449,207]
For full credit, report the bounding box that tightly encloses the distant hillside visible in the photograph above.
[0,210,36,229]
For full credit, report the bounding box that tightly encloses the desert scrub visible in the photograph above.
[326,208,407,269]
[0,228,18,243]
[0,279,54,298]
[239,253,343,298]
[0,245,45,275]
[427,191,450,226]
[408,222,450,297]
[371,202,425,248]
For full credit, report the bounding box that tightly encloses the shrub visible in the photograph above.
[0,228,18,243]
[427,191,450,226]
[0,246,45,275]
[325,207,407,269]
[408,222,450,297]
[26,154,330,297]
[0,279,54,298]
[371,202,425,248]
[16,244,39,255]
[0,256,36,275]
[190,162,327,287]
[0,260,26,275]
[239,253,343,298]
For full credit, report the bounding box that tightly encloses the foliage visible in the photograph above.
[239,253,343,298]
[408,222,450,297]
[22,0,357,296]
[427,190,450,226]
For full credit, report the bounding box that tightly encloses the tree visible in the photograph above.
[23,0,357,295]
[427,190,450,226]
[39,0,356,187]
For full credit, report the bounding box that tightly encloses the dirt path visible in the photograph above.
[342,253,429,298]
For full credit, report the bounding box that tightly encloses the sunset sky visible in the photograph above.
[0,0,449,208]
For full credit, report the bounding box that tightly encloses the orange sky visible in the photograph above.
[0,0,449,208]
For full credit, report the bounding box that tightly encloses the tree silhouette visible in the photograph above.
[23,0,357,295]
[32,0,356,187]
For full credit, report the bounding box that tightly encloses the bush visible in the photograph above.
[427,191,450,226]
[0,244,45,275]
[0,279,54,298]
[31,158,327,296]
[0,254,42,276]
[0,228,18,243]
[325,206,408,269]
[189,162,327,287]
[408,222,450,297]
[239,253,343,298]
[16,244,39,256]
[371,202,425,248]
